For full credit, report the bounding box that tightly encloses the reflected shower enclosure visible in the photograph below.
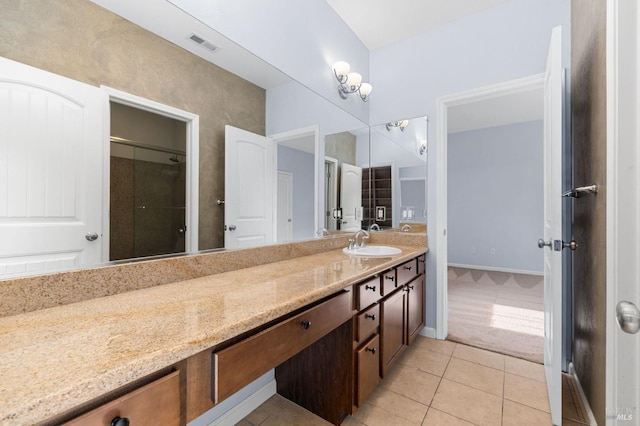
[109,103,187,261]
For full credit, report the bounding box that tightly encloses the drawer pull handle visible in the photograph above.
[365,284,376,291]
[301,320,311,330]
[366,347,376,354]
[404,266,413,271]
[385,276,395,282]
[409,285,415,290]
[365,313,376,320]
[111,417,130,426]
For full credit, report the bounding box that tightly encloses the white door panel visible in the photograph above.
[0,57,104,277]
[542,26,563,425]
[277,171,293,242]
[224,125,275,249]
[606,1,640,423]
[340,163,362,231]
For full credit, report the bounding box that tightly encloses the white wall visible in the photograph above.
[369,0,570,328]
[277,146,315,241]
[448,120,544,273]
[169,0,370,123]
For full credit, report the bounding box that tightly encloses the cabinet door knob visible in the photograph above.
[301,320,311,330]
[365,313,376,320]
[365,284,376,292]
[404,266,412,271]
[409,285,415,290]
[111,417,130,426]
[366,347,376,354]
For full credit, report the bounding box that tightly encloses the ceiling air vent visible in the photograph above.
[188,33,219,53]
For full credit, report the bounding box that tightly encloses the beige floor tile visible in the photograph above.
[503,399,553,426]
[234,420,254,426]
[430,379,502,426]
[412,336,457,356]
[399,342,452,376]
[380,364,441,405]
[352,402,421,426]
[504,372,551,413]
[247,394,331,426]
[505,356,546,382]
[366,387,428,423]
[443,357,504,396]
[422,408,475,425]
[340,415,368,426]
[452,344,505,370]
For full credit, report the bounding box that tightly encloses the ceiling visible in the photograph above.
[326,0,511,50]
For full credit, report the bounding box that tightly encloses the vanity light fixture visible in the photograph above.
[332,61,373,102]
[386,119,409,131]
[419,139,427,156]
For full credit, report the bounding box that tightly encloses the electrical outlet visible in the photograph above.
[490,248,496,255]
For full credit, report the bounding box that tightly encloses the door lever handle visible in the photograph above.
[562,184,598,198]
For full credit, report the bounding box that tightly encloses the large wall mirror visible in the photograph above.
[0,1,428,280]
[0,0,370,279]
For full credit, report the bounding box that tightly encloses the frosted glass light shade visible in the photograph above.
[346,72,362,88]
[359,82,373,96]
[400,119,410,129]
[332,61,350,79]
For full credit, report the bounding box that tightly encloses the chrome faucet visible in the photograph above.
[368,223,381,232]
[354,229,370,248]
[316,228,329,237]
[401,224,412,233]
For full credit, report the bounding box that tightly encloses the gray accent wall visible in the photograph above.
[277,146,315,241]
[448,121,544,273]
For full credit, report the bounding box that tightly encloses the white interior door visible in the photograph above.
[541,26,563,425]
[0,57,104,278]
[224,125,275,249]
[340,163,362,231]
[277,171,293,242]
[606,0,640,422]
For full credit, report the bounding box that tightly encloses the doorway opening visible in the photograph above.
[436,75,546,363]
[103,86,199,261]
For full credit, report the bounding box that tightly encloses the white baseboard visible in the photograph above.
[419,326,437,339]
[568,362,598,426]
[448,263,543,276]
[208,380,277,426]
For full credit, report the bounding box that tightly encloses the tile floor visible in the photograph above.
[238,337,587,425]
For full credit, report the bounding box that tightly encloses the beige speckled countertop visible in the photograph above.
[0,244,426,425]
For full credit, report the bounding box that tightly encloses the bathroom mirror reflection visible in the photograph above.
[366,116,428,231]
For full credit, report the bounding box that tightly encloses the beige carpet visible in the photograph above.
[447,266,544,364]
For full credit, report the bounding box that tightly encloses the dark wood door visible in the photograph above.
[355,334,380,406]
[407,275,425,345]
[380,288,406,377]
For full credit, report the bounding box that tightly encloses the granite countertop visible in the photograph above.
[0,245,426,425]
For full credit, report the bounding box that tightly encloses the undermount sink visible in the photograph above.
[343,245,402,257]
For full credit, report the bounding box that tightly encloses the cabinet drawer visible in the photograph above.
[213,290,352,403]
[64,371,180,426]
[381,269,399,296]
[356,276,381,310]
[355,304,379,344]
[355,334,380,407]
[397,259,418,286]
